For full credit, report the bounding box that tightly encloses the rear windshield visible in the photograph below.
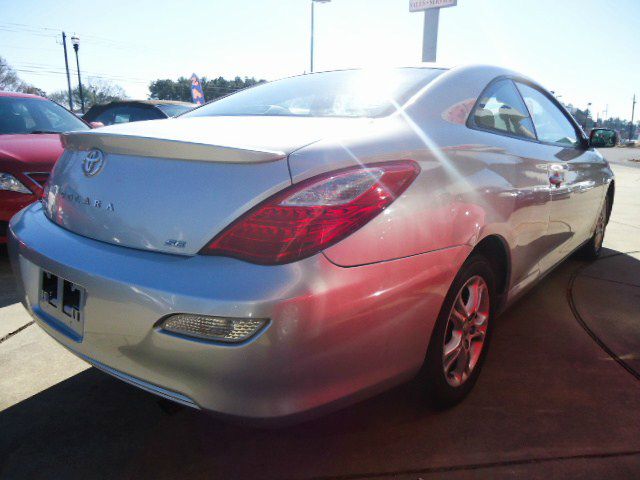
[85,104,164,125]
[156,104,193,117]
[185,68,444,119]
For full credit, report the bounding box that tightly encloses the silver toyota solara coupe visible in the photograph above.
[8,64,614,422]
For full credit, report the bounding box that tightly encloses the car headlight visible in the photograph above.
[0,173,32,194]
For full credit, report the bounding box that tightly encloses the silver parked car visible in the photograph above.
[8,65,614,422]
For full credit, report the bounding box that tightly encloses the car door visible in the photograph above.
[515,81,606,272]
[467,78,552,295]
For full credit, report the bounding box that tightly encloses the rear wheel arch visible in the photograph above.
[468,235,511,304]
[606,181,615,223]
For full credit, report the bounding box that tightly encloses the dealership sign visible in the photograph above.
[409,0,457,12]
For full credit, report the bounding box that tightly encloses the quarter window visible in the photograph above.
[516,82,580,147]
[470,79,536,141]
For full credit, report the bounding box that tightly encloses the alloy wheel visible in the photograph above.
[594,201,607,252]
[442,275,490,387]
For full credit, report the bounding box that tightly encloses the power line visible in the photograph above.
[0,25,58,38]
[0,43,60,52]
[11,61,152,82]
[12,68,150,85]
[0,22,151,51]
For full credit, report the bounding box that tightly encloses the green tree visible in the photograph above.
[148,76,266,103]
[148,77,192,102]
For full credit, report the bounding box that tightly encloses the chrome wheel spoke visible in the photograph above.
[451,302,467,328]
[469,328,485,342]
[453,346,470,382]
[443,339,462,373]
[468,279,481,315]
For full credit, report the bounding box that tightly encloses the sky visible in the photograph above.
[0,0,638,120]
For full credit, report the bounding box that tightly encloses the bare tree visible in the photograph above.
[0,56,44,95]
[48,77,127,110]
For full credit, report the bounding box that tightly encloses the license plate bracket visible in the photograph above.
[39,270,86,341]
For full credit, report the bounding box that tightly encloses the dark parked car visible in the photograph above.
[82,100,195,126]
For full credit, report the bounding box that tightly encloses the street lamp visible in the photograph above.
[310,0,331,73]
[70,35,85,113]
[583,102,592,130]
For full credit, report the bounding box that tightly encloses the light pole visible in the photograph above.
[310,0,331,73]
[583,102,592,130]
[70,35,85,113]
[629,94,636,141]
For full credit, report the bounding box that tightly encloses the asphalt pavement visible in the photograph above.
[1,148,639,480]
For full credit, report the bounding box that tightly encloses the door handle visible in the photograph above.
[548,164,565,188]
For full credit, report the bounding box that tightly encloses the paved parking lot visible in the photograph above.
[1,150,639,479]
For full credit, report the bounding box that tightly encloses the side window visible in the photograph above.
[516,82,580,147]
[470,79,536,140]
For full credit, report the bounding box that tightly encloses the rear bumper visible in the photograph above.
[9,203,470,421]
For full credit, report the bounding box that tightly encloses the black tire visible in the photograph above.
[421,254,496,409]
[579,195,609,260]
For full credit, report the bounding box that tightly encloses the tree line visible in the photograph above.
[148,76,266,103]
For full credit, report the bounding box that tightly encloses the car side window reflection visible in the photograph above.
[516,82,579,147]
[470,79,536,141]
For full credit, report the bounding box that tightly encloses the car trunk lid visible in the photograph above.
[44,116,370,255]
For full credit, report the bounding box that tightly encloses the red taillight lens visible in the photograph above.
[200,160,420,265]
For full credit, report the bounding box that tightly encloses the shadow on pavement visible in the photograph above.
[569,247,640,379]
[1,254,640,480]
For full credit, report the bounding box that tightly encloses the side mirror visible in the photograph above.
[589,128,618,148]
[90,121,104,129]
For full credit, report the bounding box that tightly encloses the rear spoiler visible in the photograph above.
[61,131,286,164]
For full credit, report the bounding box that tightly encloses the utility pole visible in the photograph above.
[61,32,74,111]
[629,94,636,140]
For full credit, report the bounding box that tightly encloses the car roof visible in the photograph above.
[96,100,194,107]
[0,90,46,99]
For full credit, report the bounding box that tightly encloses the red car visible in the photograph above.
[0,91,91,243]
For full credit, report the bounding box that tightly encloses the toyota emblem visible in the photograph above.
[82,149,105,177]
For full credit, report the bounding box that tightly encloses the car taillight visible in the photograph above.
[200,160,420,265]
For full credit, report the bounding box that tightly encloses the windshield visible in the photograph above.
[185,68,444,119]
[0,96,89,134]
[156,104,194,117]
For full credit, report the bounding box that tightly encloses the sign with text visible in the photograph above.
[410,0,457,12]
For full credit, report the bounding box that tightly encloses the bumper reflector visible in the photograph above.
[159,314,268,343]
